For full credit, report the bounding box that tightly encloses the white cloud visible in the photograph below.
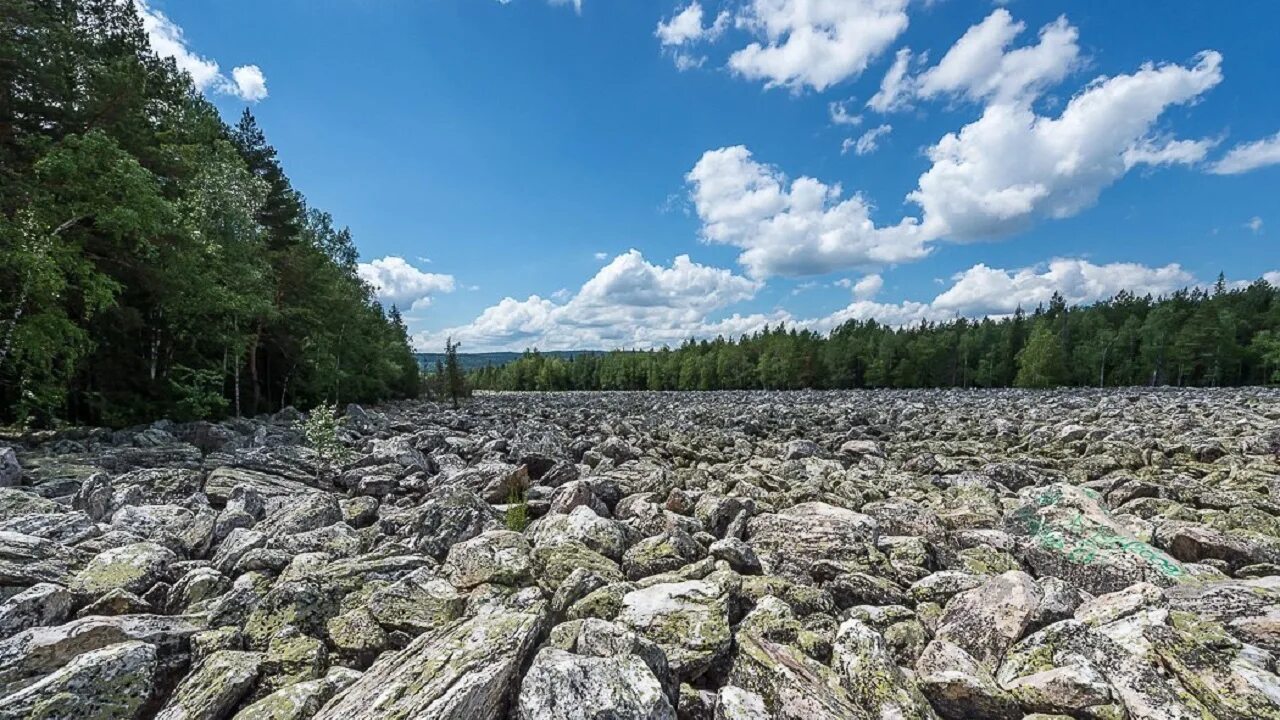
[851,124,892,156]
[133,0,268,102]
[357,256,457,307]
[909,50,1223,241]
[1247,216,1264,234]
[915,10,1080,104]
[230,65,268,102]
[414,250,764,351]
[415,256,1221,351]
[727,0,911,92]
[851,273,884,299]
[689,11,1223,278]
[593,251,609,260]
[657,3,729,46]
[930,259,1194,316]
[1209,131,1280,175]
[828,99,863,127]
[868,47,914,112]
[1123,136,1217,169]
[1265,271,1280,287]
[687,145,927,278]
[657,2,728,71]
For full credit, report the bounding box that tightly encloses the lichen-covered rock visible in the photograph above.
[315,604,548,720]
[518,647,676,719]
[0,640,156,720]
[930,570,1043,671]
[746,502,877,579]
[231,667,361,720]
[533,540,624,591]
[443,530,534,589]
[727,629,864,719]
[156,649,262,720]
[365,567,465,634]
[408,486,502,560]
[623,530,704,580]
[1004,484,1188,595]
[0,582,73,638]
[0,614,200,695]
[617,580,731,681]
[832,618,937,719]
[714,686,769,720]
[530,505,630,561]
[915,639,1020,720]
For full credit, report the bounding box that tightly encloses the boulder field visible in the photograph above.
[1,388,1279,719]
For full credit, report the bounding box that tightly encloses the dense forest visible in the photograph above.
[473,280,1280,392]
[0,0,421,427]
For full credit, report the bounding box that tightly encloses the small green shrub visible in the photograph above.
[298,402,352,469]
[505,485,529,532]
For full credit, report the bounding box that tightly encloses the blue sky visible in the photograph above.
[142,0,1278,351]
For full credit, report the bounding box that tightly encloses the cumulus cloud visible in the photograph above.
[1209,131,1280,175]
[867,47,914,112]
[413,257,1222,351]
[133,0,268,102]
[828,99,863,127]
[688,9,1223,278]
[657,2,729,45]
[230,65,268,102]
[851,273,884,299]
[930,259,1195,316]
[727,0,911,92]
[909,50,1223,241]
[849,124,892,156]
[687,145,927,278]
[915,10,1080,104]
[1123,136,1217,169]
[414,250,765,351]
[1265,271,1280,287]
[357,256,457,307]
[656,2,728,71]
[812,258,1197,331]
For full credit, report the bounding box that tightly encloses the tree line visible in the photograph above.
[472,279,1280,392]
[1,0,421,427]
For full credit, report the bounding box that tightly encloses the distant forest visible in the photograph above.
[1,1,420,426]
[472,279,1280,391]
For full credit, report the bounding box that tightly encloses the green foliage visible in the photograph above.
[472,282,1280,392]
[298,402,351,468]
[0,0,421,426]
[1015,325,1067,388]
[504,485,529,532]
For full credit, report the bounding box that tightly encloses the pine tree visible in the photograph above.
[445,337,466,409]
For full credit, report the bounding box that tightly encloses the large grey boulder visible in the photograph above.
[0,582,73,637]
[1003,484,1187,595]
[0,640,156,720]
[746,502,878,579]
[443,530,535,589]
[617,580,731,682]
[930,570,1043,671]
[156,649,262,720]
[833,618,937,719]
[409,486,502,560]
[517,647,676,720]
[315,604,548,720]
[71,542,175,598]
[0,613,200,696]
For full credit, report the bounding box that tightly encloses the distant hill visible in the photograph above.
[416,350,600,372]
